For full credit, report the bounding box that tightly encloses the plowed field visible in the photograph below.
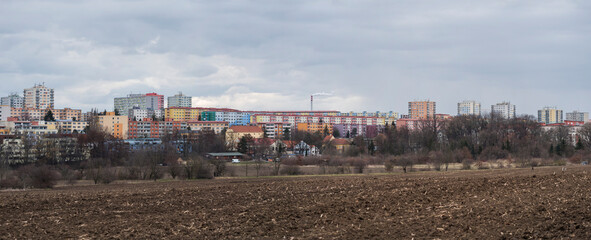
[1,166,591,239]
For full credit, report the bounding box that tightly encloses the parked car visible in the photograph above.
[232,159,241,163]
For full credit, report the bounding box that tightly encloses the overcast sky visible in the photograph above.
[1,0,590,115]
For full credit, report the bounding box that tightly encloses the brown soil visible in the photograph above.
[1,166,591,239]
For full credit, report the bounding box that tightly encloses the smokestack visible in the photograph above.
[311,95,313,111]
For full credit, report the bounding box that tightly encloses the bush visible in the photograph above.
[461,159,473,170]
[349,158,368,174]
[57,165,80,185]
[183,158,214,179]
[99,168,117,184]
[475,161,490,170]
[31,165,61,188]
[384,158,395,172]
[280,165,302,175]
[209,159,227,177]
[0,176,21,189]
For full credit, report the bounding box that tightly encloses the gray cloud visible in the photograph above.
[1,0,590,115]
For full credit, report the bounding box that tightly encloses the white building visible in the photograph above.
[114,93,164,116]
[1,93,24,108]
[214,111,251,126]
[128,108,164,121]
[167,92,192,108]
[24,84,54,109]
[566,111,589,123]
[0,105,10,121]
[457,100,481,116]
[491,102,516,119]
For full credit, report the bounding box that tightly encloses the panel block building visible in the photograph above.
[114,93,164,116]
[408,101,436,119]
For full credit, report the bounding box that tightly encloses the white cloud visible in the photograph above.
[1,0,591,114]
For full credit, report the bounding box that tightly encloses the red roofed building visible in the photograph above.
[225,125,264,149]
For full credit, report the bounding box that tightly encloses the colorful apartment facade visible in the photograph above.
[165,107,201,121]
[250,114,384,126]
[128,119,187,139]
[98,112,129,139]
[408,101,436,120]
[538,107,563,124]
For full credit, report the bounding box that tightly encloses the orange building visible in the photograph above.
[296,122,333,134]
[98,112,129,139]
[408,101,436,120]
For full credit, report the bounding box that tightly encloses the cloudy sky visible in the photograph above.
[1,0,590,115]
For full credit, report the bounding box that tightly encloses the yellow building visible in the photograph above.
[165,107,201,122]
[56,121,89,133]
[98,112,129,139]
[225,126,264,148]
[538,107,563,124]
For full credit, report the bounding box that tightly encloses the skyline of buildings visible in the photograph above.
[1,84,591,141]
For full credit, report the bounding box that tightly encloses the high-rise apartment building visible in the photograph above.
[1,93,24,108]
[565,111,589,123]
[457,100,481,116]
[114,93,164,116]
[167,92,192,108]
[491,102,516,119]
[408,101,436,119]
[0,105,11,121]
[24,84,54,109]
[538,107,563,124]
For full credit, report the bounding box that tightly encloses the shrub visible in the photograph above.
[99,168,117,184]
[184,158,214,179]
[349,158,368,174]
[384,158,395,172]
[475,161,490,170]
[30,165,61,188]
[209,158,227,177]
[0,176,21,189]
[57,165,79,185]
[461,159,473,170]
[433,161,442,171]
[280,165,302,175]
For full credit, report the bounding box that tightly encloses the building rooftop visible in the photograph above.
[228,126,263,133]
